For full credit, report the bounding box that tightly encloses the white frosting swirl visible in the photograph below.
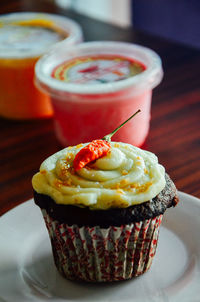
[32,142,166,210]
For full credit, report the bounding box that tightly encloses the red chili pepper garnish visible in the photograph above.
[73,110,141,171]
[73,140,111,171]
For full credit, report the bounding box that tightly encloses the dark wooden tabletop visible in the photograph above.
[0,0,200,216]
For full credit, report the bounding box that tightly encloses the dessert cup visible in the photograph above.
[32,142,179,282]
[35,41,163,146]
[0,12,83,119]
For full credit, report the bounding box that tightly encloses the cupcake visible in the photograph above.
[32,134,179,282]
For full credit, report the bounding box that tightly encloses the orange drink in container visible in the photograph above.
[0,12,83,119]
[35,41,163,146]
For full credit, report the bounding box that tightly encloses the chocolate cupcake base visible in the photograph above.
[33,173,179,282]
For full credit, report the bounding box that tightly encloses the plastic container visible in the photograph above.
[35,41,163,146]
[0,12,83,119]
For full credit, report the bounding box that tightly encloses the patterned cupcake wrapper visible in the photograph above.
[41,209,163,282]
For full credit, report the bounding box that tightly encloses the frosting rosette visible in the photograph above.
[32,142,166,210]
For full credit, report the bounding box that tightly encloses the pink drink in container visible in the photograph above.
[35,41,163,146]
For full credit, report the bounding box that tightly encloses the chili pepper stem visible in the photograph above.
[102,109,141,142]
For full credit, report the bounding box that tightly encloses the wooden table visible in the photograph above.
[0,0,200,216]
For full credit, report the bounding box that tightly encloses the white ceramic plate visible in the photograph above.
[0,191,200,302]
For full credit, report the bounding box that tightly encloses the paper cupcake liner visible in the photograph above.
[41,209,163,282]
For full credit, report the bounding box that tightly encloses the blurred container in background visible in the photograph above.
[35,41,163,147]
[0,12,83,119]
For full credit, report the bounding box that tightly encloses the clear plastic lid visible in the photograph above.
[35,41,163,97]
[0,12,83,58]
